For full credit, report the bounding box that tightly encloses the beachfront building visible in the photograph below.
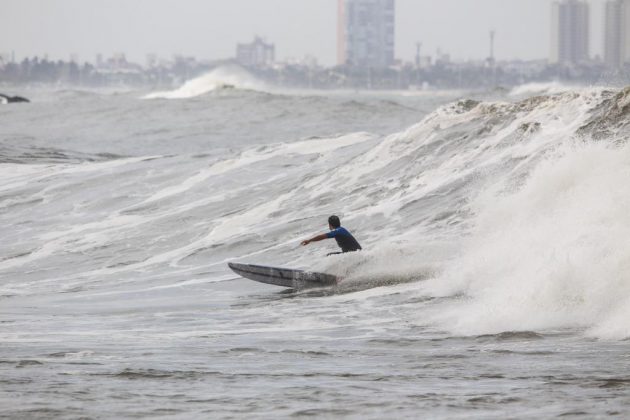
[604,0,630,68]
[236,37,275,68]
[550,0,590,65]
[337,0,395,68]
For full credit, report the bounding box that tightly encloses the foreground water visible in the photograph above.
[1,72,630,418]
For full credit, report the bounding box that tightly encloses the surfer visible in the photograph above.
[300,215,362,255]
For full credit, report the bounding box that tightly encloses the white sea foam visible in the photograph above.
[509,81,576,97]
[143,65,265,99]
[420,142,630,339]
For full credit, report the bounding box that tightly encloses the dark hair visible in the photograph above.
[328,215,341,229]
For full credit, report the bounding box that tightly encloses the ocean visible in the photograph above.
[2,68,630,418]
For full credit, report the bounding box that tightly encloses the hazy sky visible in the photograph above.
[1,0,607,65]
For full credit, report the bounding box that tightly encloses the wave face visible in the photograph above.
[311,88,630,340]
[2,85,630,417]
[143,65,266,99]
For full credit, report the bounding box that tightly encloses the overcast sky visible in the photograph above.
[1,0,607,65]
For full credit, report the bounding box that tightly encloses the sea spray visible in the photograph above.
[143,65,265,99]
[421,142,630,339]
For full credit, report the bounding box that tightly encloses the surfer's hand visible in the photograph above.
[301,240,309,246]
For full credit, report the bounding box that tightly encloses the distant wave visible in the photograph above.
[54,89,106,99]
[143,65,266,99]
[509,81,576,97]
[0,142,124,164]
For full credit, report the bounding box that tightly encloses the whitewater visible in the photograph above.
[2,70,630,418]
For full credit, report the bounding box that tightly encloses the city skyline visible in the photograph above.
[1,0,613,66]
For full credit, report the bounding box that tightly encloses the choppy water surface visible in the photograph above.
[2,74,630,418]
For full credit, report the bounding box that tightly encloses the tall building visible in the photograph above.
[337,0,395,68]
[550,0,590,65]
[236,37,275,68]
[604,0,630,68]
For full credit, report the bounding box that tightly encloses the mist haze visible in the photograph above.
[1,0,607,63]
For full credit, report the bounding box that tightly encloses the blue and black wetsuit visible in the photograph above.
[326,227,362,253]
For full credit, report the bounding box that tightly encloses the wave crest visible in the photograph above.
[143,65,265,99]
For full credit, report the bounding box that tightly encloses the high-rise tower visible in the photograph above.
[550,0,590,65]
[337,0,395,68]
[604,0,630,68]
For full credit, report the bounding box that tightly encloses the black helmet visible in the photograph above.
[328,215,341,229]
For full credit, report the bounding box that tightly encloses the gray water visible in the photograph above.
[2,80,630,419]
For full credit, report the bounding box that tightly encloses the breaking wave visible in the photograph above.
[3,85,630,340]
[313,87,630,339]
[509,81,576,97]
[419,141,630,339]
[143,65,266,99]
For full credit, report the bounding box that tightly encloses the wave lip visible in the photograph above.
[143,65,265,99]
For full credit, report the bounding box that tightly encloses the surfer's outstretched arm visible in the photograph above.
[301,233,328,246]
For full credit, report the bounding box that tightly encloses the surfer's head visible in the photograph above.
[328,215,341,230]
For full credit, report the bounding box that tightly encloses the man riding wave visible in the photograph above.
[300,215,362,255]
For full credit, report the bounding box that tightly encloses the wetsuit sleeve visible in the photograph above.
[326,228,347,239]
